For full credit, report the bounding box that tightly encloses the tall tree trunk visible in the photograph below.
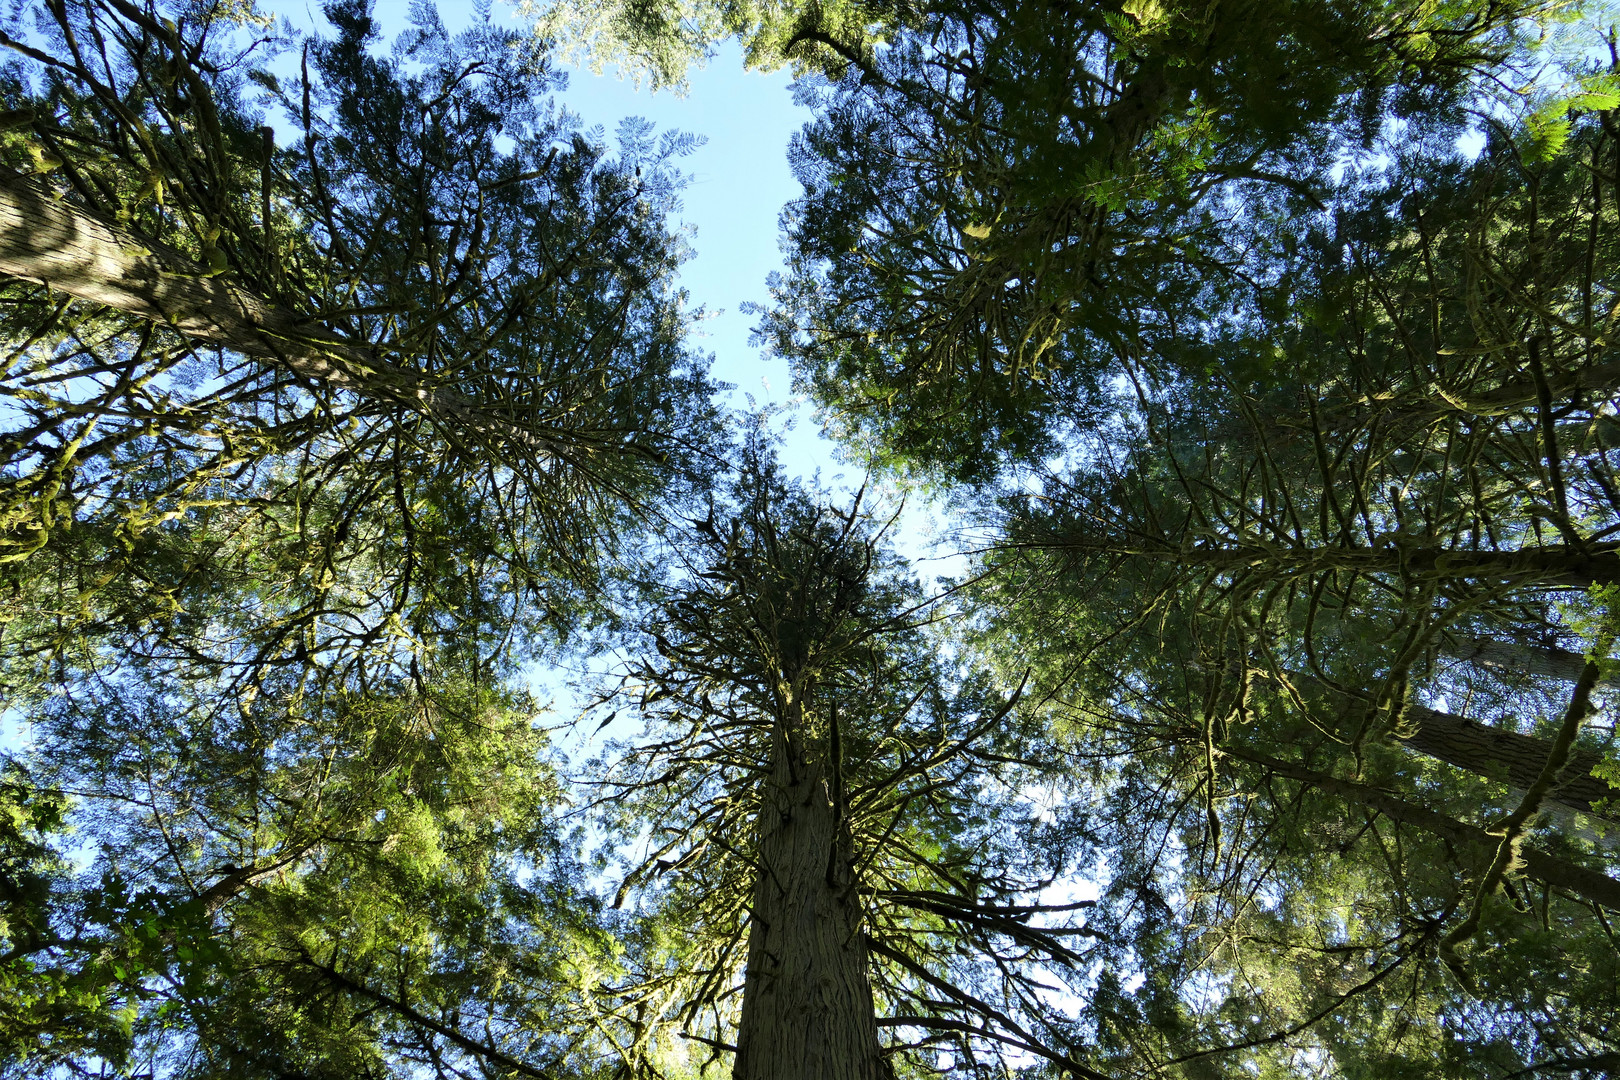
[1398,703,1614,821]
[1046,532,1620,588]
[1224,745,1620,911]
[1443,355,1620,417]
[734,703,887,1080]
[1282,671,1616,821]
[1230,544,1620,587]
[0,170,368,369]
[1441,634,1618,687]
[0,170,555,457]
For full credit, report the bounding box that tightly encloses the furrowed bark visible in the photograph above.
[0,170,554,457]
[1280,670,1615,820]
[1441,635,1618,687]
[734,700,887,1080]
[1226,745,1620,910]
[1038,531,1620,589]
[1438,662,1604,976]
[1199,543,1620,588]
[1446,356,1620,417]
[1397,704,1614,821]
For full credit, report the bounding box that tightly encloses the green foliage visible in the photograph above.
[522,0,918,90]
[0,0,716,1075]
[761,0,1569,483]
[0,0,722,709]
[3,657,628,1078]
[7,0,1620,1076]
[953,100,1620,1077]
[0,758,232,1075]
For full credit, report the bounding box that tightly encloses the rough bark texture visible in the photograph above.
[0,170,378,370]
[0,170,553,455]
[1282,670,1616,821]
[1055,537,1620,588]
[1399,704,1615,821]
[1442,635,1618,687]
[1461,355,1620,416]
[733,703,887,1080]
[1227,745,1620,910]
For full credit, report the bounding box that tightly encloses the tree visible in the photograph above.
[949,99,1620,1072]
[12,0,1620,1076]
[520,0,916,90]
[759,0,1555,482]
[980,101,1620,784]
[575,442,1113,1079]
[2,645,629,1079]
[0,1,716,1075]
[0,0,719,707]
[968,539,1620,1075]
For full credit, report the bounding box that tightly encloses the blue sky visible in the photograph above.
[249,1,959,748]
[0,3,951,755]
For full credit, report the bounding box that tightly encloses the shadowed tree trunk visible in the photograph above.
[1441,635,1618,687]
[1035,532,1620,588]
[734,700,888,1080]
[1225,745,1620,911]
[1281,671,1616,820]
[1398,703,1615,821]
[0,170,555,457]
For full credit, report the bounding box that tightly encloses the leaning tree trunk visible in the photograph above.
[1283,671,1615,821]
[0,169,554,457]
[1225,745,1620,911]
[1398,702,1614,820]
[1049,534,1620,589]
[734,701,887,1080]
[1441,634,1618,688]
[0,170,368,369]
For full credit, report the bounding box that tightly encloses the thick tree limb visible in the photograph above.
[1441,634,1619,688]
[1439,662,1604,980]
[300,952,557,1080]
[0,170,556,458]
[1279,669,1616,821]
[1224,745,1620,911]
